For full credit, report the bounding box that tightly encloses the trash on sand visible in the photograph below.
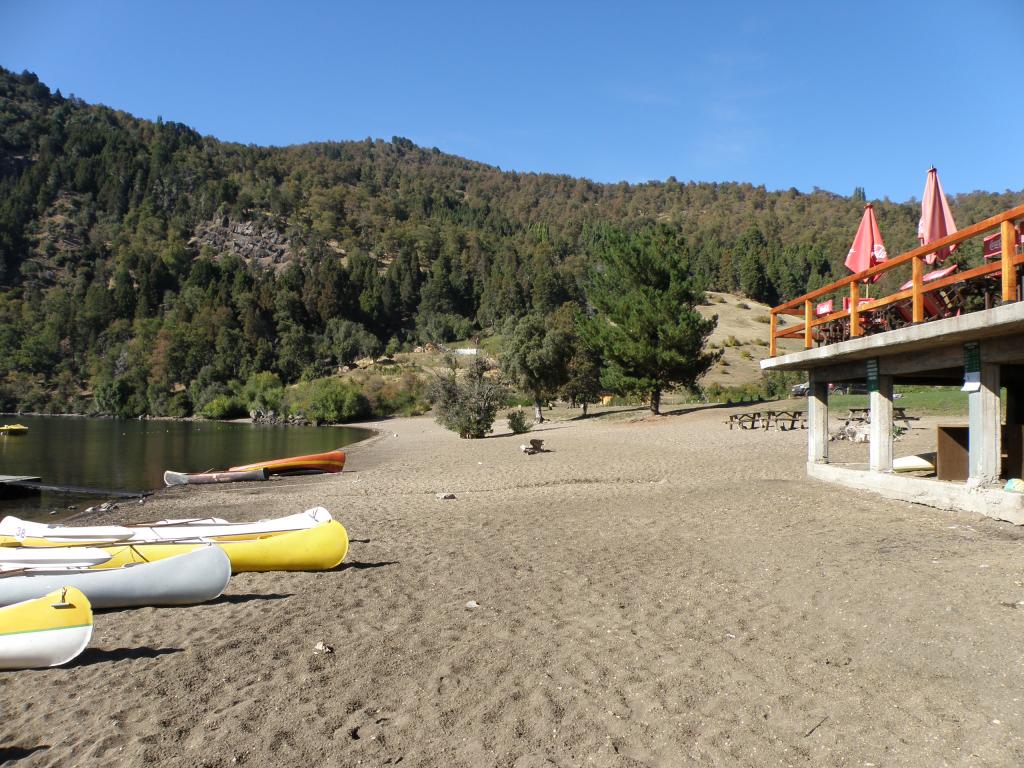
[520,439,549,455]
[465,600,479,609]
[313,641,334,654]
[436,492,456,500]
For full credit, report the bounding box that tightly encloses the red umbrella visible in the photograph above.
[917,167,958,265]
[845,204,888,283]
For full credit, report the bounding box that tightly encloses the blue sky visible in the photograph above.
[2,0,1021,201]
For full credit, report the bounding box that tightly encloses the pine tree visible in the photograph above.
[583,227,720,414]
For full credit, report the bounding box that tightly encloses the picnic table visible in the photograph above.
[843,407,919,431]
[726,410,807,431]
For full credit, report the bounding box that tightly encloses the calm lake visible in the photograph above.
[0,415,372,521]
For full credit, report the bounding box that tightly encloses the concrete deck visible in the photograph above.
[808,463,1024,525]
[762,301,1024,372]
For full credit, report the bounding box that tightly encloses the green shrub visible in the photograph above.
[430,357,507,438]
[284,378,371,424]
[200,394,248,420]
[359,370,430,416]
[507,409,532,434]
[737,302,751,310]
[243,371,284,414]
[739,349,753,360]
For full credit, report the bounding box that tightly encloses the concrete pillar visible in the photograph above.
[807,371,829,464]
[968,363,1001,486]
[869,375,894,472]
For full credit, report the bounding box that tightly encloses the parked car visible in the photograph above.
[791,381,810,397]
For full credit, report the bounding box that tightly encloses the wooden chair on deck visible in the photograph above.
[889,264,961,326]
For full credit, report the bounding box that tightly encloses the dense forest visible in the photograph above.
[1,67,1022,417]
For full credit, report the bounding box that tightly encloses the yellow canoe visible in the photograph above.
[0,424,27,435]
[95,520,349,573]
[0,586,93,669]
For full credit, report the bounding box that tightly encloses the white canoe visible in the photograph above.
[893,453,936,473]
[0,507,333,544]
[0,546,112,569]
[0,587,93,670]
[164,468,269,486]
[0,545,231,610]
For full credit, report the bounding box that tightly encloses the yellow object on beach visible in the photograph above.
[95,520,349,573]
[0,586,93,669]
[0,424,27,435]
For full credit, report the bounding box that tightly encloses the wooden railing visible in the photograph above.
[768,203,1024,357]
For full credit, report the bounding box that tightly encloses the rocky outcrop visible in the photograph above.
[190,217,293,270]
[249,409,317,426]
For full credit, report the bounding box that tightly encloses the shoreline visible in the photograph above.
[5,407,1024,766]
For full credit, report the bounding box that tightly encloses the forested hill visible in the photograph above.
[1,66,1022,416]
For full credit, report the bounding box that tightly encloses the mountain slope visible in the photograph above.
[0,67,1020,415]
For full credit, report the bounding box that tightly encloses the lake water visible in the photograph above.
[0,415,372,521]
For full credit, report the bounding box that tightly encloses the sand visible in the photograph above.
[3,405,1024,767]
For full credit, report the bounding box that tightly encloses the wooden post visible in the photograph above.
[804,299,813,349]
[968,362,1001,486]
[850,281,862,337]
[1002,219,1018,303]
[869,375,893,472]
[807,371,829,464]
[769,313,778,357]
[912,256,924,322]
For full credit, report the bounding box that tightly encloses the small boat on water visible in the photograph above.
[229,449,346,475]
[163,468,269,487]
[94,520,349,573]
[0,424,27,435]
[0,507,333,544]
[0,587,93,669]
[0,545,112,569]
[0,546,231,610]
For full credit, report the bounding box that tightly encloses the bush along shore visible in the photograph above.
[5,369,433,426]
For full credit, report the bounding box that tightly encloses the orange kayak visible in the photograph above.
[229,449,346,475]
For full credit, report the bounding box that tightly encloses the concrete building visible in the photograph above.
[761,205,1024,524]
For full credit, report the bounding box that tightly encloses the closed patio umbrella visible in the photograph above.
[845,204,888,284]
[918,167,958,265]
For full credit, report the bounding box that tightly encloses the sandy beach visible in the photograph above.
[3,405,1024,767]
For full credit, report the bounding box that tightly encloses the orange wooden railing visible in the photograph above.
[768,203,1024,357]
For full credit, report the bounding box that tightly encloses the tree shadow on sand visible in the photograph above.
[567,406,647,421]
[67,646,182,668]
[569,402,735,421]
[486,422,568,437]
[0,744,49,763]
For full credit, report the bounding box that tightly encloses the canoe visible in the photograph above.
[0,546,112,569]
[0,546,231,610]
[0,587,92,669]
[164,468,269,486]
[96,520,349,573]
[0,507,333,544]
[893,452,937,473]
[0,424,27,435]
[229,449,346,475]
